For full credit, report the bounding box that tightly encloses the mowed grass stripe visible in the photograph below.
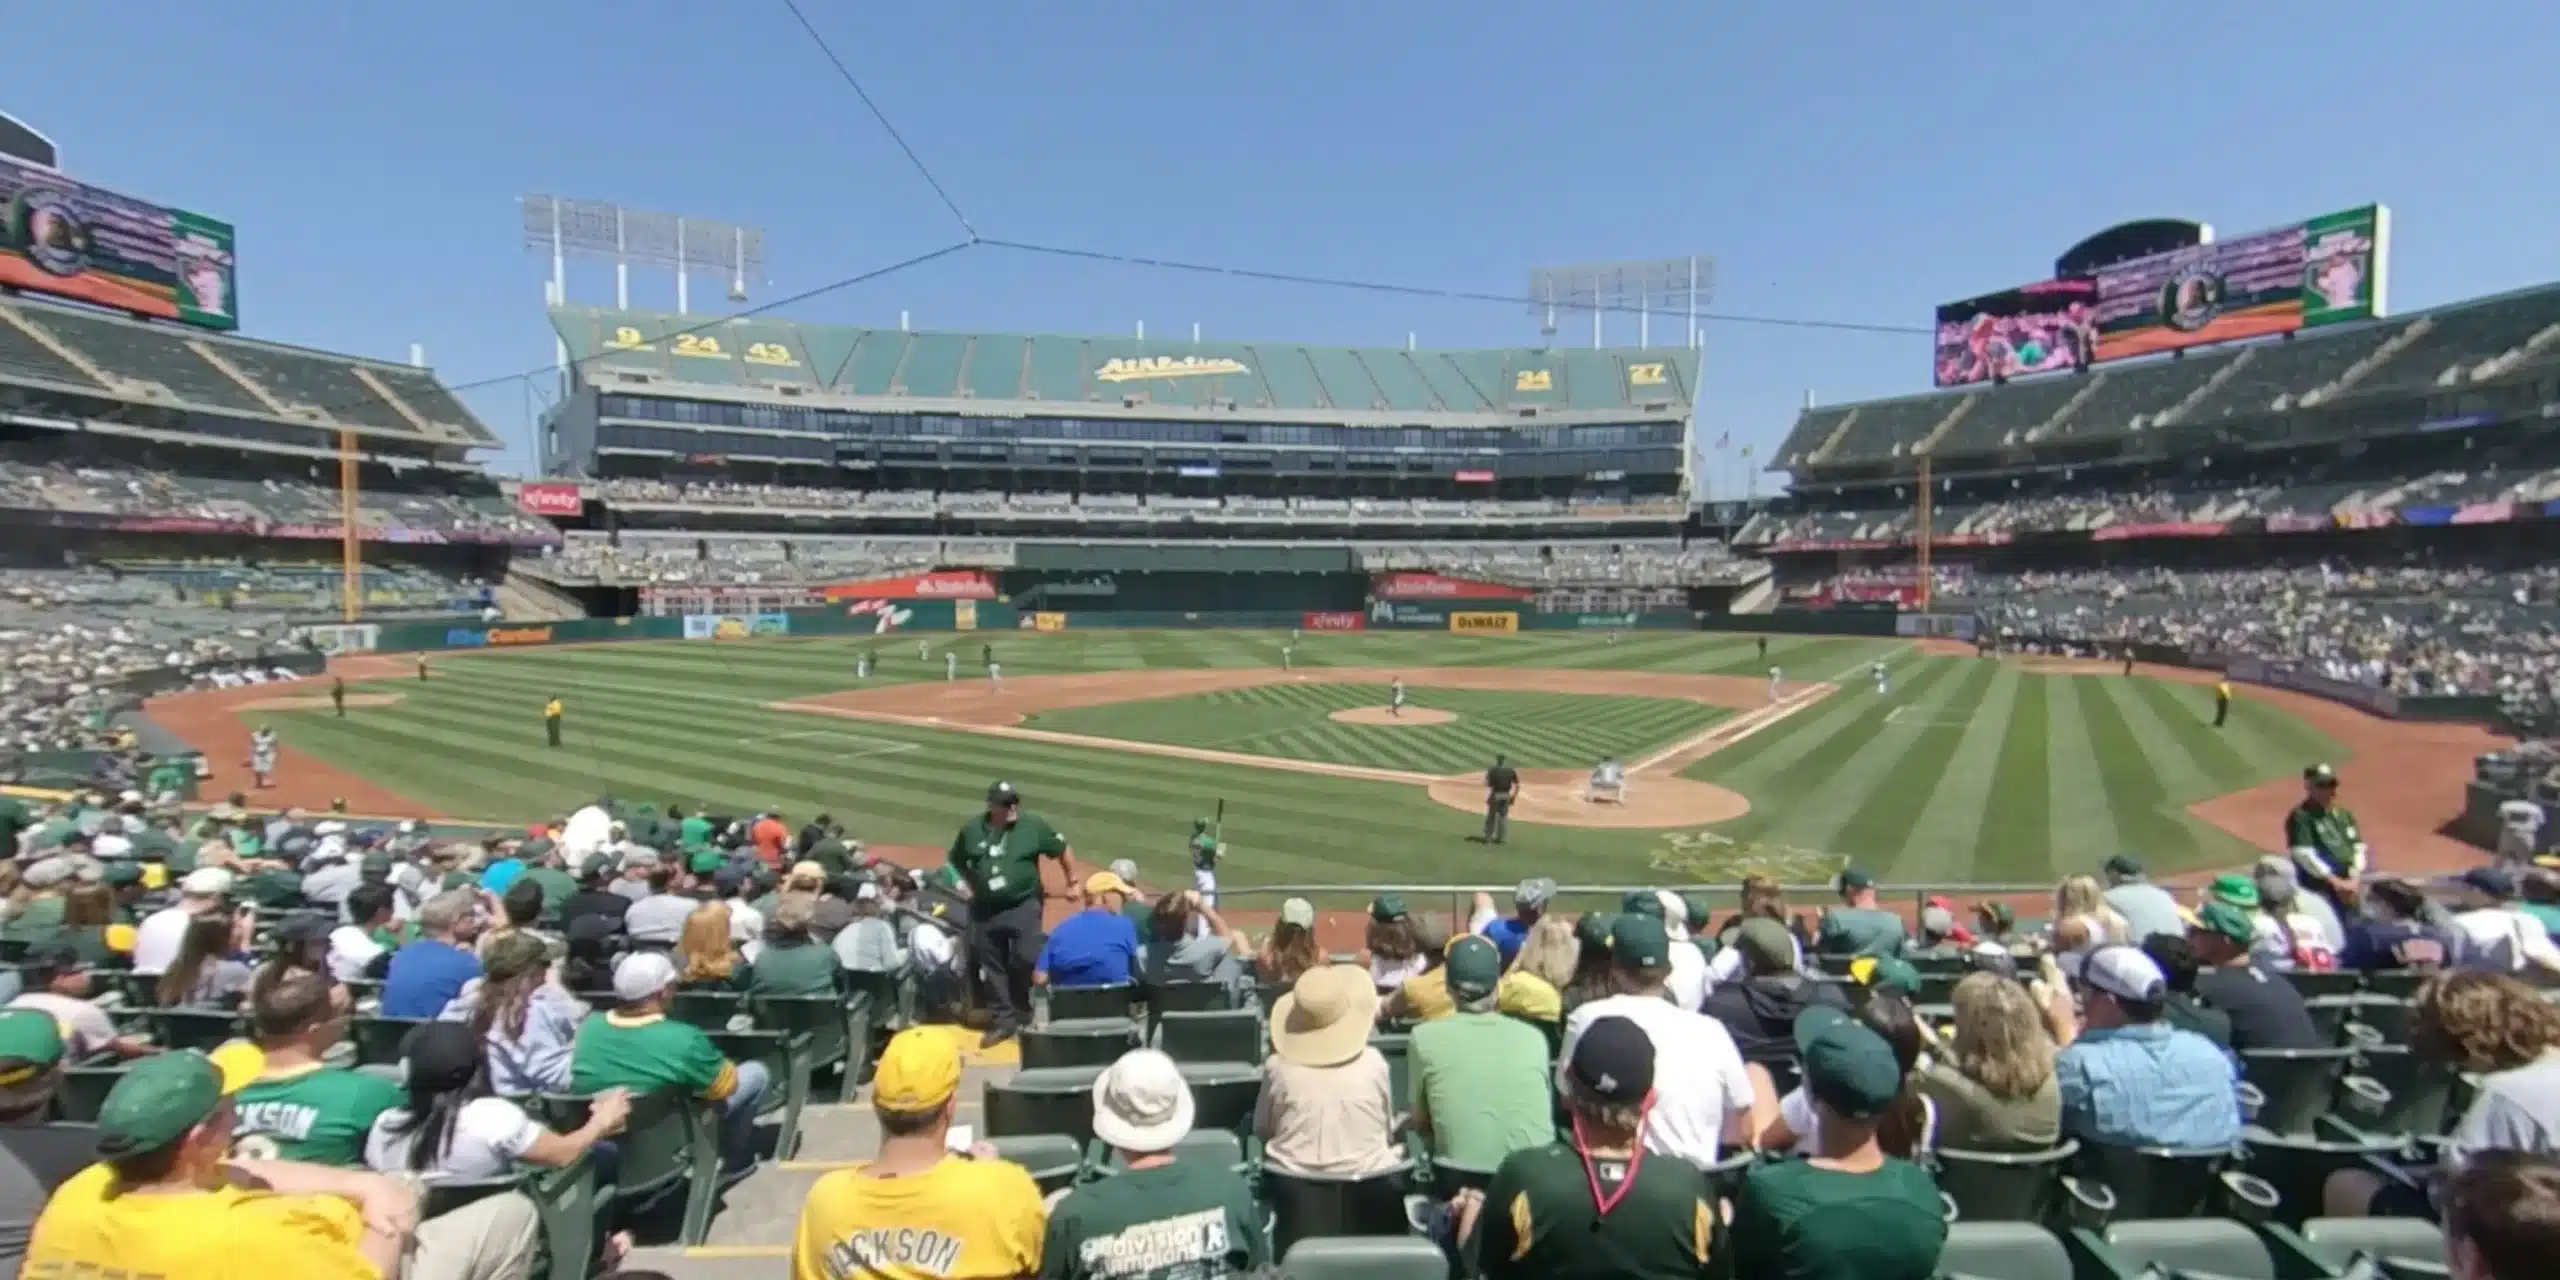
[1828,659,2003,865]
[2076,675,2222,868]
[1976,674,2053,883]
[1893,664,2024,882]
[1700,656,1971,852]
[2045,678,2125,869]
[1762,657,1991,857]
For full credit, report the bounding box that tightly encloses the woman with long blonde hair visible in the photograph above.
[1497,914,1577,1024]
[2053,874,2131,948]
[675,902,744,991]
[1918,971,2062,1150]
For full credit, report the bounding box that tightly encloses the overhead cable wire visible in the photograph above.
[777,0,980,240]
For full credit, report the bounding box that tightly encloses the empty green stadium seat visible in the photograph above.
[1940,1222,2072,1280]
[1047,985,1138,1023]
[1021,1020,1138,1070]
[2096,1218,2278,1280]
[987,1132,1087,1195]
[1277,1236,1444,1280]
[985,1067,1106,1145]
[1158,1009,1262,1066]
[2297,1217,2448,1275]
[2240,1047,2359,1135]
[1936,1141,2077,1223]
[1179,1062,1264,1137]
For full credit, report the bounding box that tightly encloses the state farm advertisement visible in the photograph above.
[820,570,997,601]
[1302,611,1366,632]
[516,483,584,517]
[1370,572,1534,602]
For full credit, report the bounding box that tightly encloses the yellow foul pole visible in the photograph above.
[1915,453,1934,612]
[339,429,360,622]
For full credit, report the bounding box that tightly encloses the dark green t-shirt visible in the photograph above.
[234,1064,404,1166]
[1815,907,1907,959]
[0,897,65,945]
[240,869,306,909]
[0,799,29,858]
[1730,1156,1945,1280]
[2285,801,2364,876]
[747,938,840,997]
[947,812,1069,911]
[1039,1160,1267,1280]
[1473,1142,1727,1280]
[808,838,856,879]
[522,868,579,922]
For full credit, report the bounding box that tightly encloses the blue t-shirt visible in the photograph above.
[380,939,485,1018]
[1479,915,1533,966]
[1036,909,1139,988]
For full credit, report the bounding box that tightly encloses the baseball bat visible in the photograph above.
[1215,797,1226,844]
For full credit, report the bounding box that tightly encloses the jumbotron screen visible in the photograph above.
[0,155,236,331]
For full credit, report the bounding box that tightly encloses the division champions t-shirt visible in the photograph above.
[1039,1161,1265,1280]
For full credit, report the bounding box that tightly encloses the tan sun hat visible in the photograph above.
[1269,963,1378,1068]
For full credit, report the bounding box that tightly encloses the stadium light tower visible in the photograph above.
[519,195,768,316]
[1527,256,1714,350]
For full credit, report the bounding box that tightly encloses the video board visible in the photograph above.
[0,155,236,330]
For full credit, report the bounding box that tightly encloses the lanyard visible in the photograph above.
[1568,1110,1649,1219]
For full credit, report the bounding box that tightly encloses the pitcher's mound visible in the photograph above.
[235,692,405,712]
[1426,768,1749,829]
[1331,706,1456,726]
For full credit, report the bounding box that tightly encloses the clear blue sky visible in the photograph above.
[14,2,2555,492]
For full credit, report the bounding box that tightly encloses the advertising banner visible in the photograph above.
[2093,205,2388,362]
[1450,611,1520,635]
[442,625,560,649]
[1934,278,2097,388]
[0,155,237,330]
[842,599,916,634]
[1370,572,1534,602]
[517,483,584,517]
[1367,600,1449,629]
[2091,522,2230,541]
[1032,612,1069,633]
[293,623,380,656]
[2454,502,2519,525]
[1302,611,1366,632]
[953,599,978,631]
[682,613,789,640]
[1453,469,1495,483]
[820,570,997,601]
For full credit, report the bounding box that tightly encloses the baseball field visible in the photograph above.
[140,627,2500,894]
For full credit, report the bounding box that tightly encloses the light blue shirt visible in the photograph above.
[440,978,586,1096]
[2058,1022,2243,1150]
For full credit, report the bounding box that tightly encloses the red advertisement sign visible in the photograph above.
[1370,572,1534,602]
[1453,469,1495,483]
[820,570,997,601]
[2090,522,2229,541]
[1302,611,1366,632]
[517,483,585,517]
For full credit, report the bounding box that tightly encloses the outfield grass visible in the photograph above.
[1027,682,1728,774]
[241,630,2341,890]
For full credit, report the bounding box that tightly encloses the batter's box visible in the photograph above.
[1882,705,1975,729]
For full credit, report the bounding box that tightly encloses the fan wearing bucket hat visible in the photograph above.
[2286,762,2367,913]
[1409,937,1554,1184]
[1467,1015,1724,1280]
[1262,964,1407,1179]
[571,952,769,1172]
[1043,1049,1269,1280]
[2052,944,2242,1149]
[2184,901,2324,1052]
[24,1042,414,1278]
[1816,866,1910,961]
[1731,1007,1946,1280]
[1557,916,1755,1168]
[945,780,1083,1048]
[1033,871,1142,989]
[792,1028,1046,1280]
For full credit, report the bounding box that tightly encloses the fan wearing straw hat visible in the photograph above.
[1043,1049,1269,1280]
[1258,964,1406,1180]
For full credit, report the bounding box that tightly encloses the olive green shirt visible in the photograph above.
[946,812,1069,911]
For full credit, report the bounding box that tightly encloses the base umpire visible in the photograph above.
[945,781,1083,1047]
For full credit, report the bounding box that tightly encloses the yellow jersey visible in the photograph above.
[544,700,564,720]
[792,1154,1045,1280]
[25,1162,379,1278]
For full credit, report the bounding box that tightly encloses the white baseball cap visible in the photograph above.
[1090,1049,1195,1154]
[2061,944,2167,1004]
[612,951,678,1004]
[179,868,234,897]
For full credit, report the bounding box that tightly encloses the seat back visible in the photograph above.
[149,1008,244,1052]
[1179,1065,1264,1137]
[540,1089,705,1199]
[2240,1048,2354,1135]
[669,989,743,1031]
[1048,985,1137,1022]
[1264,1170,1412,1260]
[2346,995,2417,1046]
[750,994,852,1069]
[985,1132,1085,1195]
[1020,1021,1138,1070]
[1369,1034,1410,1109]
[352,1015,432,1068]
[55,1066,124,1123]
[2353,1046,2458,1136]
[2103,1218,2278,1280]
[1275,1235,1446,1280]
[983,1067,1105,1145]
[2076,1144,2231,1220]
[1147,981,1232,1017]
[2362,970,2429,999]
[1939,1222,2072,1280]
[1935,1141,2077,1223]
[2301,1217,2449,1273]
[1100,1129,1249,1175]
[1158,1009,1261,1066]
[2305,995,2363,1043]
[2285,970,2363,1000]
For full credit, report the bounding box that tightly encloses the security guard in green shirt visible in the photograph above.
[944,780,1083,1047]
[2286,762,2367,913]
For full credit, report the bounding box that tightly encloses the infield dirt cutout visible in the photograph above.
[1330,706,1456,726]
[772,666,1834,830]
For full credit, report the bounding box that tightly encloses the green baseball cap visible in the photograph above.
[1193,817,1211,832]
[1838,867,1876,892]
[98,862,143,888]
[1370,894,1408,923]
[520,836,557,860]
[1610,915,1671,969]
[1574,912,1617,949]
[95,1042,265,1157]
[1444,935,1502,1001]
[1977,901,2016,931]
[2209,874,2261,909]
[1681,894,1714,931]
[1618,890,1666,919]
[2192,900,2256,946]
[1852,955,1922,997]
[1795,1005,1903,1122]
[0,1010,64,1076]
[688,850,727,875]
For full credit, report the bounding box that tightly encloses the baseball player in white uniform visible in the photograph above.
[944,651,958,682]
[988,660,1003,690]
[1768,666,1784,704]
[1390,678,1406,717]
[1873,660,1890,695]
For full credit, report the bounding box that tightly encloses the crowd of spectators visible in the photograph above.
[590,477,1686,524]
[0,568,297,755]
[0,460,548,541]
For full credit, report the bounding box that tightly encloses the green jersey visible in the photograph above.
[1472,1142,1728,1280]
[680,815,715,849]
[1039,1160,1266,1280]
[947,812,1068,911]
[1730,1156,1944,1280]
[2285,801,2365,877]
[747,938,841,997]
[1188,833,1220,872]
[233,1064,403,1166]
[522,867,579,921]
[571,1012,739,1102]
[1814,907,1908,959]
[146,762,191,800]
[1409,1013,1555,1175]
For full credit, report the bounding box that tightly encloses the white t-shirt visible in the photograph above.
[561,806,613,862]
[910,920,958,970]
[1665,944,1709,1012]
[1370,954,1427,992]
[7,993,117,1060]
[1558,994,1754,1168]
[130,905,197,974]
[1778,1086,1937,1156]
[365,1096,544,1181]
[328,926,389,984]
[2452,907,2560,973]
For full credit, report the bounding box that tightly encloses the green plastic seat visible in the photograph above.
[749,993,854,1094]
[351,1015,432,1068]
[1939,1222,2072,1280]
[2298,1217,2449,1274]
[2284,970,2363,1000]
[1936,1141,2077,1223]
[1276,1235,1444,1280]
[986,1132,1086,1195]
[708,1026,813,1161]
[2067,1144,2279,1223]
[2239,1047,2358,1135]
[2362,970,2429,999]
[1178,1062,1263,1137]
[669,989,744,1031]
[985,1066,1106,1145]
[1369,1033,1410,1109]
[538,1089,720,1245]
[55,1065,124,1123]
[2098,1218,2278,1280]
[1047,984,1137,1022]
[147,1008,245,1052]
[1158,1009,1261,1066]
[1021,1020,1137,1070]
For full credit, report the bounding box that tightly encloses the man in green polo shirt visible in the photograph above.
[1815,867,1909,959]
[2285,763,2368,914]
[232,971,402,1166]
[945,781,1083,1047]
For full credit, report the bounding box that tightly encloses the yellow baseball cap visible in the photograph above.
[1083,871,1134,898]
[873,1028,960,1111]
